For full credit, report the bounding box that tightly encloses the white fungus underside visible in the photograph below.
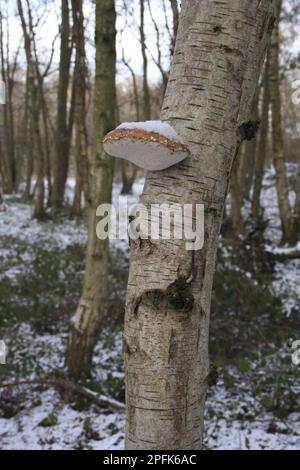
[104,138,188,171]
[117,120,184,143]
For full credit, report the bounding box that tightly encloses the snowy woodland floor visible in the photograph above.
[0,169,299,450]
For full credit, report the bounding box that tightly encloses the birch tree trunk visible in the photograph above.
[269,0,293,243]
[67,0,116,380]
[124,0,275,450]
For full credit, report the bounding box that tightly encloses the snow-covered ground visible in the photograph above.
[0,169,299,450]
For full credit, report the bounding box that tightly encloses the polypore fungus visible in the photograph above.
[103,120,190,171]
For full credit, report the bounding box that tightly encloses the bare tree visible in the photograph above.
[71,0,88,216]
[67,0,116,379]
[17,0,46,218]
[147,0,168,88]
[51,0,72,209]
[252,63,270,221]
[269,0,294,243]
[0,6,17,193]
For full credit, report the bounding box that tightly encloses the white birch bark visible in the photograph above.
[124,0,276,450]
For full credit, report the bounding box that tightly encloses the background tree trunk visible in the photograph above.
[121,160,137,195]
[169,0,179,53]
[51,0,72,209]
[252,65,270,221]
[17,0,45,218]
[124,0,275,450]
[230,152,245,236]
[140,0,151,120]
[67,0,116,380]
[239,95,259,201]
[71,0,88,216]
[0,10,14,193]
[269,0,293,243]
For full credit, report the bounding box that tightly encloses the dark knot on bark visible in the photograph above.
[166,277,194,312]
[239,120,260,141]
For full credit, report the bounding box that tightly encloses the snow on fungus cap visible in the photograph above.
[103,120,190,171]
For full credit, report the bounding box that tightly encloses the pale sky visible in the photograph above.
[2,0,299,84]
[2,0,173,84]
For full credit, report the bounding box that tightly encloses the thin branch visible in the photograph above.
[0,377,126,411]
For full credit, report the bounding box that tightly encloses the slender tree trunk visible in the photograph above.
[71,0,88,216]
[24,127,34,200]
[121,160,137,195]
[17,0,45,217]
[230,150,245,236]
[72,67,83,216]
[23,66,33,200]
[239,94,259,200]
[30,76,45,218]
[269,0,293,243]
[51,0,72,209]
[252,65,270,220]
[67,0,116,379]
[120,65,139,196]
[24,133,34,199]
[147,0,168,89]
[6,62,16,191]
[0,11,13,193]
[121,54,140,122]
[37,78,52,206]
[170,0,179,53]
[124,0,275,450]
[140,0,151,120]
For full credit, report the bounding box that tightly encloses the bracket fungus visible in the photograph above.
[103,120,190,171]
